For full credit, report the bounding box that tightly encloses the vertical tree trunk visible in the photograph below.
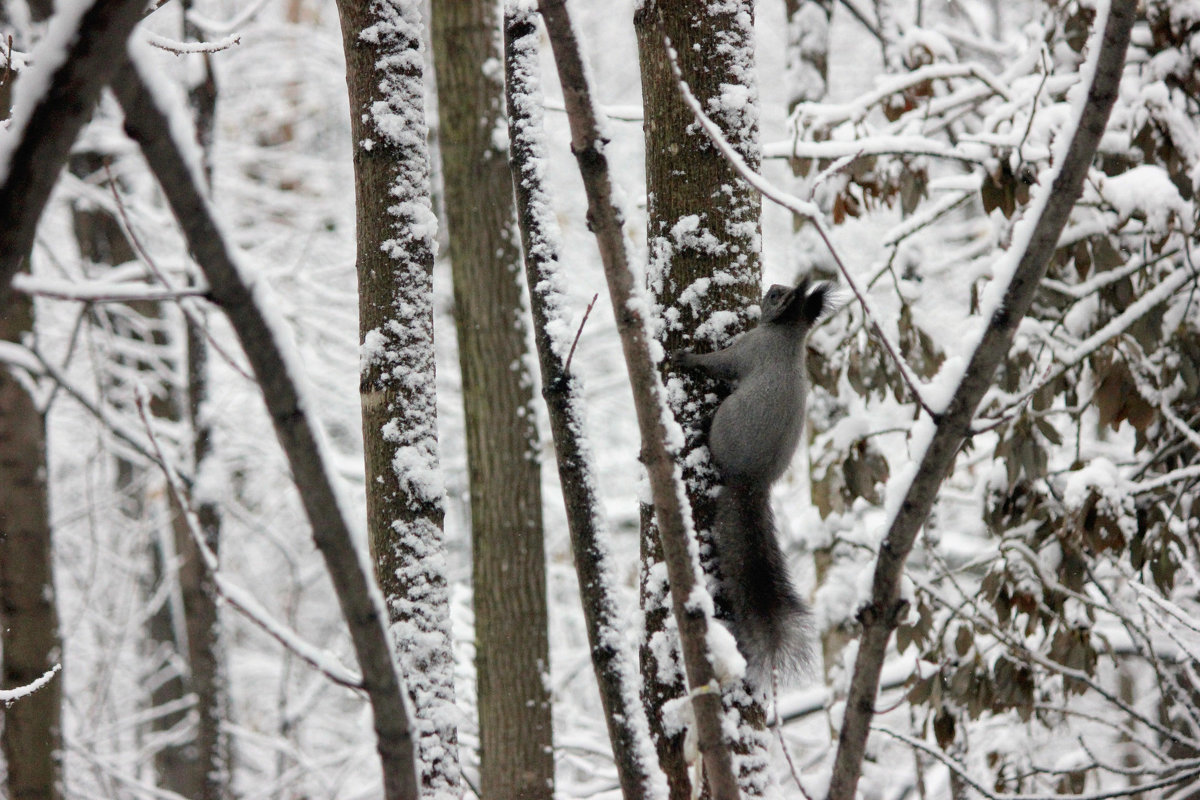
[335,1,460,795]
[0,30,62,797]
[634,0,766,795]
[180,30,230,796]
[429,2,553,798]
[0,300,62,800]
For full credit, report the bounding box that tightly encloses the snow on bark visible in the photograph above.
[504,7,666,798]
[0,664,60,703]
[336,0,459,795]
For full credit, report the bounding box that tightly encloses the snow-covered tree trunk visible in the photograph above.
[335,1,460,795]
[429,1,553,797]
[634,0,771,795]
[503,6,664,799]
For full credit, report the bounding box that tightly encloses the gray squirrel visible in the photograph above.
[678,277,832,684]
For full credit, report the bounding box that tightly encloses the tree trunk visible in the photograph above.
[334,1,460,795]
[0,33,62,798]
[634,1,766,795]
[0,298,63,800]
[429,2,553,798]
[503,8,664,799]
[179,23,231,796]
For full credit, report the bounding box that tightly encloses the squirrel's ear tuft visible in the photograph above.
[801,282,833,326]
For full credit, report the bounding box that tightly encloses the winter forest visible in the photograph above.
[1,0,1198,797]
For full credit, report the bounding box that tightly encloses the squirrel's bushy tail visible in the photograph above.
[714,484,811,684]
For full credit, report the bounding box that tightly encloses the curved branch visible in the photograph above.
[0,0,148,300]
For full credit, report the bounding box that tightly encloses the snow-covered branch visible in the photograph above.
[826,2,1136,796]
[665,39,938,421]
[0,664,60,703]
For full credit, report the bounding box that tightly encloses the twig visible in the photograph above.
[983,258,1197,423]
[664,36,939,420]
[12,275,209,304]
[563,293,598,376]
[103,164,255,383]
[145,31,240,55]
[133,389,364,691]
[876,726,1200,800]
[0,664,60,703]
[0,340,167,471]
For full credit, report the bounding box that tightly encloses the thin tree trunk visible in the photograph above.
[504,7,663,799]
[333,1,460,795]
[180,28,230,795]
[429,1,553,797]
[634,0,769,795]
[537,1,740,797]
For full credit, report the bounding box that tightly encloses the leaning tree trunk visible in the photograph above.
[0,21,63,799]
[429,1,554,798]
[634,0,767,795]
[335,0,460,795]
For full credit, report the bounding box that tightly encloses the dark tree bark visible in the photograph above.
[429,1,553,797]
[111,53,421,800]
[504,7,662,799]
[634,0,769,795]
[0,24,62,799]
[825,3,1136,797]
[0,302,62,800]
[537,1,740,797]
[333,1,460,795]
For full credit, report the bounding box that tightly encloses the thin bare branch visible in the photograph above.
[133,391,365,692]
[664,38,938,421]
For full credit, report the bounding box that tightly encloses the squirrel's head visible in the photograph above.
[760,278,833,329]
